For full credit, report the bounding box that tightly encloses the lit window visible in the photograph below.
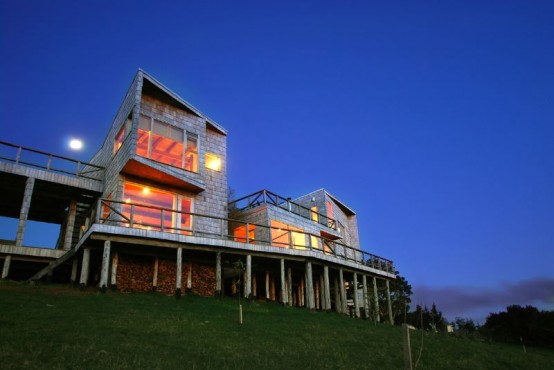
[136,114,199,172]
[123,182,174,231]
[205,153,221,171]
[270,220,305,249]
[180,197,193,235]
[310,206,318,222]
[113,117,131,154]
[233,224,255,243]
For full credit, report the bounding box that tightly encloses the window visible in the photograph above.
[113,117,132,154]
[270,220,306,249]
[326,201,334,228]
[122,182,193,233]
[233,224,255,243]
[310,206,318,222]
[136,114,198,172]
[205,153,221,171]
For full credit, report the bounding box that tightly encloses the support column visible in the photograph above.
[386,279,394,325]
[175,248,182,298]
[63,200,77,250]
[70,258,78,287]
[2,255,12,279]
[287,267,293,306]
[153,257,159,291]
[334,276,341,313]
[253,274,257,297]
[323,266,331,312]
[319,274,325,310]
[99,240,111,293]
[186,262,192,293]
[373,276,381,323]
[305,261,314,310]
[16,177,35,247]
[110,252,118,291]
[339,269,347,314]
[215,252,222,298]
[280,259,286,305]
[79,248,90,289]
[245,255,252,299]
[362,275,369,320]
[265,271,270,299]
[353,272,360,318]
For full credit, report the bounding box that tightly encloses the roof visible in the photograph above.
[295,188,356,216]
[139,69,227,136]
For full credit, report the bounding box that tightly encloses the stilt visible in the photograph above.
[16,177,35,247]
[99,240,111,293]
[386,279,394,325]
[339,269,347,314]
[175,248,182,298]
[287,267,293,306]
[305,261,314,310]
[280,259,286,304]
[2,255,12,279]
[253,274,257,297]
[70,258,78,287]
[315,277,320,310]
[353,273,360,318]
[153,257,159,291]
[323,266,331,312]
[270,276,276,301]
[186,262,192,292]
[110,252,118,291]
[334,276,340,313]
[300,277,305,307]
[245,255,252,299]
[79,248,90,290]
[319,274,325,310]
[373,276,380,323]
[63,200,77,250]
[215,252,222,297]
[265,271,270,299]
[362,275,369,320]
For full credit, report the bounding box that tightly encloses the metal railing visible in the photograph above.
[229,189,338,231]
[95,198,394,274]
[0,141,104,181]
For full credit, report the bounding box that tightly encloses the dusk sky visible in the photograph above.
[1,1,553,323]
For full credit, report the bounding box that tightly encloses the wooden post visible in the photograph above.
[270,276,276,301]
[339,269,347,314]
[63,200,77,250]
[403,324,413,370]
[280,259,286,304]
[300,277,305,307]
[265,271,270,299]
[175,248,182,298]
[373,276,380,323]
[306,261,314,310]
[79,248,90,289]
[287,267,293,306]
[2,255,11,279]
[253,274,257,297]
[110,252,118,291]
[99,240,111,293]
[319,274,325,310]
[186,262,192,292]
[245,255,252,299]
[363,275,369,320]
[16,177,35,247]
[215,252,222,298]
[334,276,341,313]
[152,257,159,291]
[323,266,331,312]
[353,272,360,318]
[315,278,320,310]
[386,279,394,325]
[70,258,78,287]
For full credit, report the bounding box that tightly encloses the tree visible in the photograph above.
[377,270,412,324]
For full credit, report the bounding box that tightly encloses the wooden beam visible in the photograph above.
[323,266,331,312]
[186,262,192,292]
[63,200,77,250]
[16,177,35,247]
[334,276,340,313]
[265,271,270,300]
[175,248,182,298]
[353,272,360,318]
[70,258,78,287]
[110,252,118,291]
[280,259,286,305]
[287,267,293,306]
[79,248,90,289]
[373,276,380,323]
[306,261,314,310]
[386,279,394,325]
[245,255,252,299]
[153,257,159,291]
[2,255,11,279]
[215,252,222,297]
[99,240,111,293]
[339,269,347,314]
[362,275,369,320]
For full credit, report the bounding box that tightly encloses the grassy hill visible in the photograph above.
[0,282,552,369]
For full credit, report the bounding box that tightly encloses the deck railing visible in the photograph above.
[0,141,104,181]
[229,189,338,231]
[95,199,394,274]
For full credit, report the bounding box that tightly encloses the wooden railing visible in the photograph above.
[0,141,104,181]
[94,199,394,274]
[229,189,338,231]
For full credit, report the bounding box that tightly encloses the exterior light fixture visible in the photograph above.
[142,187,150,195]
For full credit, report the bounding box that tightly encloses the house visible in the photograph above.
[0,70,395,322]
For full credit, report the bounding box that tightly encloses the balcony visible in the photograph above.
[92,198,394,274]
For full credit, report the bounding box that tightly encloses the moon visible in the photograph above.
[69,139,83,150]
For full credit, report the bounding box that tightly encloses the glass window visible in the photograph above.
[270,220,305,248]
[114,117,132,154]
[185,133,198,172]
[180,197,193,235]
[137,115,151,157]
[310,206,318,222]
[123,182,174,231]
[205,153,221,171]
[233,224,255,243]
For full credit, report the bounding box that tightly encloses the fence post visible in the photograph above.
[246,223,250,244]
[15,147,21,163]
[96,200,102,223]
[130,205,135,228]
[46,155,52,170]
[403,324,413,370]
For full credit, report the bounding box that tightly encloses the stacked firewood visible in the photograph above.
[117,255,153,292]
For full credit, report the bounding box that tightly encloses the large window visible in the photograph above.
[113,117,132,154]
[137,114,198,172]
[122,182,193,233]
[270,220,306,249]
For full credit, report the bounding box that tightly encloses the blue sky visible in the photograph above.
[1,0,553,322]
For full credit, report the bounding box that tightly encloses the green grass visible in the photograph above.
[0,282,552,369]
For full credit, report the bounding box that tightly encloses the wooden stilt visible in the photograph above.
[265,271,270,299]
[362,275,369,320]
[63,200,77,250]
[339,269,347,314]
[2,255,12,279]
[253,274,257,297]
[186,262,192,292]
[110,252,118,291]
[323,266,331,312]
[306,261,314,310]
[16,177,35,247]
[334,276,340,313]
[152,257,159,291]
[70,258,78,287]
[287,267,293,306]
[79,248,90,290]
[353,273,360,318]
[215,252,222,297]
[386,279,394,325]
[175,248,182,298]
[245,255,252,299]
[373,276,380,323]
[270,276,276,301]
[280,259,286,305]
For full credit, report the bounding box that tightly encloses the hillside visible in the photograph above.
[0,282,552,369]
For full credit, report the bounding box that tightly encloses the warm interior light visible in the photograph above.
[142,187,150,195]
[205,153,221,171]
[125,198,131,203]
